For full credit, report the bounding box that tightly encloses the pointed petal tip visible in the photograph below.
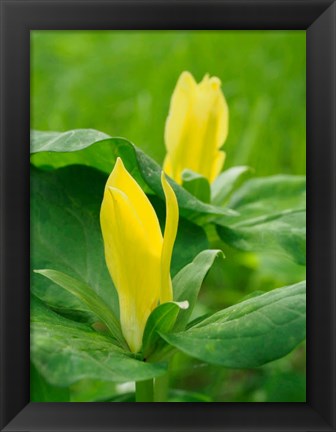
[161,171,170,190]
[202,73,210,82]
[201,74,221,90]
[114,156,125,170]
[178,71,197,88]
[210,76,221,89]
[108,157,129,188]
[180,70,193,79]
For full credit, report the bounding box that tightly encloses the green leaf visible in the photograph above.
[142,301,188,360]
[211,166,251,206]
[31,165,119,320]
[31,132,147,188]
[31,129,110,153]
[30,129,235,221]
[173,250,225,331]
[168,389,212,402]
[182,170,211,203]
[217,209,306,265]
[226,175,305,216]
[30,362,70,402]
[215,175,306,264]
[238,290,266,302]
[108,393,135,402]
[31,297,167,386]
[34,269,127,350]
[161,281,306,368]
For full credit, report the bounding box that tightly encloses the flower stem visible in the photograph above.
[154,372,169,402]
[135,379,154,402]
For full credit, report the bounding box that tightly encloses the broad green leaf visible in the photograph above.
[215,175,306,264]
[172,217,209,277]
[30,275,98,325]
[31,297,167,386]
[182,170,211,203]
[31,129,109,153]
[217,209,306,265]
[173,250,225,331]
[238,290,266,302]
[225,175,305,217]
[142,301,188,360]
[31,165,119,319]
[186,312,213,329]
[31,133,147,189]
[34,269,127,350]
[161,281,306,368]
[30,362,70,402]
[211,166,251,206]
[30,129,235,221]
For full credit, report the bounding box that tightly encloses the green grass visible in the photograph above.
[31,30,306,402]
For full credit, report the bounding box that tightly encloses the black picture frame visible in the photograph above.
[1,0,335,431]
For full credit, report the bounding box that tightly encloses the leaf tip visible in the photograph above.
[33,269,43,274]
[212,249,226,260]
[178,300,189,310]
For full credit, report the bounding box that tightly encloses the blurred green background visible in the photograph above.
[31,30,306,176]
[31,30,306,402]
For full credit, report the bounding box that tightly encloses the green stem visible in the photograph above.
[154,372,169,402]
[135,379,154,402]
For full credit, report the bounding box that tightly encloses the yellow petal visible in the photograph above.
[163,154,173,178]
[164,71,229,183]
[165,71,196,156]
[160,172,179,303]
[213,84,229,148]
[210,151,226,183]
[100,158,163,352]
[106,158,162,246]
[164,71,196,183]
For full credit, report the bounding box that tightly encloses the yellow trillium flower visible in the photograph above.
[100,157,178,353]
[164,71,229,184]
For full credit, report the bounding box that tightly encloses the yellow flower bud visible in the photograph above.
[164,71,229,184]
[100,158,178,353]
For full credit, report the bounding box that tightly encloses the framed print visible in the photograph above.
[1,0,335,431]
